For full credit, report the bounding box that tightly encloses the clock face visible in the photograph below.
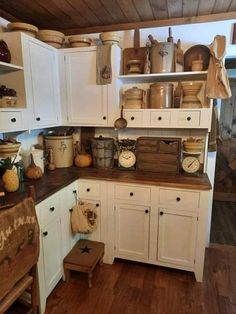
[182,156,200,174]
[118,150,136,168]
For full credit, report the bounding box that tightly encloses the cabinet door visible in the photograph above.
[65,49,108,125]
[158,208,197,267]
[41,218,62,296]
[60,183,79,258]
[115,204,150,261]
[28,39,59,126]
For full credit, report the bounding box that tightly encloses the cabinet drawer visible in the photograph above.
[78,180,101,198]
[150,111,170,127]
[0,111,23,131]
[159,188,200,209]
[177,111,200,127]
[123,111,143,127]
[114,184,151,203]
[38,195,60,227]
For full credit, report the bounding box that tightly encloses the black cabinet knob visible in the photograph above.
[176,197,181,202]
[11,118,16,123]
[73,190,77,194]
[103,116,106,120]
[131,116,135,121]
[160,211,164,216]
[145,209,149,214]
[69,208,73,212]
[96,203,99,207]
[86,188,90,192]
[158,116,162,121]
[43,231,48,237]
[49,207,55,211]
[36,117,40,121]
[130,192,134,196]
[187,116,191,121]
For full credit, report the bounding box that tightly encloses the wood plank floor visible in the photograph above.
[210,201,236,246]
[43,244,236,314]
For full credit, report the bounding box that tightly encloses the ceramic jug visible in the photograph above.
[0,40,11,63]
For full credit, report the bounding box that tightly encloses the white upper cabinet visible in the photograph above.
[59,45,121,126]
[26,38,59,127]
[0,32,60,131]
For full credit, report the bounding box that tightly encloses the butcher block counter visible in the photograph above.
[0,167,211,206]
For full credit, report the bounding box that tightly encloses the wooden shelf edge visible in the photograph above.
[0,61,24,72]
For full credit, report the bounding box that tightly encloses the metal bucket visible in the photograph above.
[91,137,115,169]
[150,42,175,73]
[150,83,173,108]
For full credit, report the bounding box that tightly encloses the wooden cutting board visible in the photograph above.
[122,29,148,75]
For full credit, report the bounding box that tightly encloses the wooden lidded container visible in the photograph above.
[45,135,73,168]
[123,86,145,109]
[91,137,115,169]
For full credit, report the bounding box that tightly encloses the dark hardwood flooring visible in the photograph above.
[43,244,236,314]
[210,201,236,246]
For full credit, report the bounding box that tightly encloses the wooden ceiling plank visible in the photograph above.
[117,0,141,22]
[198,0,216,15]
[49,0,90,27]
[100,0,128,23]
[0,8,19,23]
[212,0,232,13]
[133,0,154,21]
[84,0,115,25]
[66,0,102,26]
[183,0,199,17]
[229,0,236,10]
[149,0,169,19]
[62,11,236,35]
[167,0,183,18]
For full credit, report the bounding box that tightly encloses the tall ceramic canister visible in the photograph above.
[150,42,175,73]
[149,83,173,108]
[45,135,73,168]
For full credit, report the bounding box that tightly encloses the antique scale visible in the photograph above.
[117,139,136,170]
[181,150,201,175]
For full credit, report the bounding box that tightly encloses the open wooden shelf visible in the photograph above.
[0,61,23,73]
[117,71,208,83]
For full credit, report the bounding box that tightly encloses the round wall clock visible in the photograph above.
[118,150,136,169]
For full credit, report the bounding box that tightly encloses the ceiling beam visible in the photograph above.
[0,8,19,23]
[62,11,236,35]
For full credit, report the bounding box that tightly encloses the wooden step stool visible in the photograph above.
[63,239,104,288]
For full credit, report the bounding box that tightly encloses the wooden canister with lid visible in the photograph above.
[149,83,173,108]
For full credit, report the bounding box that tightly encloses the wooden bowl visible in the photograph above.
[100,32,120,44]
[7,22,38,37]
[0,142,21,158]
[68,35,92,47]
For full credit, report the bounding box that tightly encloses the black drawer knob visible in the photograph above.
[176,197,181,202]
[50,207,55,211]
[69,208,73,212]
[131,116,135,121]
[73,190,77,194]
[86,188,90,192]
[103,116,106,120]
[43,231,48,237]
[36,117,40,121]
[11,118,16,123]
[158,116,162,121]
[160,211,164,216]
[145,209,149,214]
[187,116,191,121]
[130,192,134,196]
[96,203,99,207]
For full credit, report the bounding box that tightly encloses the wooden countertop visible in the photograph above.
[0,167,212,206]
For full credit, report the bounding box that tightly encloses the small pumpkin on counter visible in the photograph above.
[74,142,92,168]
[25,153,43,179]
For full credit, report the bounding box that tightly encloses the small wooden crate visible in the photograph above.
[63,239,104,288]
[136,137,181,174]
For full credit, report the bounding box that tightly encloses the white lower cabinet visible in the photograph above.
[115,204,150,261]
[157,208,197,267]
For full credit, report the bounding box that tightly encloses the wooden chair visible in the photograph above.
[0,186,40,314]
